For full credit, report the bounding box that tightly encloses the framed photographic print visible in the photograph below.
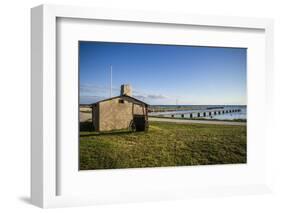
[78,41,247,170]
[31,4,274,208]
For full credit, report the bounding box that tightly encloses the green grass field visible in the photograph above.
[79,121,246,170]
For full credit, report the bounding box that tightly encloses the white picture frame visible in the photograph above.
[31,4,274,208]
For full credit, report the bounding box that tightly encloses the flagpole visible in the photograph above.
[110,65,112,97]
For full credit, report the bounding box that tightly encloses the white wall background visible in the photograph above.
[0,0,280,212]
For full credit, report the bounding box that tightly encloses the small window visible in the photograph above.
[119,99,125,104]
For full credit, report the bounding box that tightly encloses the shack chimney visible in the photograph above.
[120,84,132,96]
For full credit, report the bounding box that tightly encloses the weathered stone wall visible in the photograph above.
[98,97,145,131]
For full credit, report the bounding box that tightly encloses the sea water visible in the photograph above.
[149,105,247,121]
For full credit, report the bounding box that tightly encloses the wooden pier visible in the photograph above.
[168,108,242,119]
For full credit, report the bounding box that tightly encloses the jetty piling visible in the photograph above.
[162,108,241,119]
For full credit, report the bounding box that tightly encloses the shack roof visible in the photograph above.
[91,95,149,106]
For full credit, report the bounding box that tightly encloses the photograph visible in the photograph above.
[79,41,247,170]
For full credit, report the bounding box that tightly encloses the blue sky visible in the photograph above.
[79,41,247,105]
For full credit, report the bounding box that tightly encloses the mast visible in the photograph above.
[110,65,112,97]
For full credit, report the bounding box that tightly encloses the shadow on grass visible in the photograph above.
[80,122,133,137]
[80,122,94,132]
[80,130,134,137]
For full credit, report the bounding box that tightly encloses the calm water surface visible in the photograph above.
[149,105,247,120]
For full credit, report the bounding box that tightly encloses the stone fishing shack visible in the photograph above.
[91,84,149,132]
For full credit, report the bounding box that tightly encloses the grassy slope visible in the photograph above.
[79,121,246,170]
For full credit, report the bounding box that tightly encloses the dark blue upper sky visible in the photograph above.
[79,41,246,105]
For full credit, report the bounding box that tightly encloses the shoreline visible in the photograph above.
[148,117,246,126]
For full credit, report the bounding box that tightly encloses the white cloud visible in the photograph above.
[147,94,168,99]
